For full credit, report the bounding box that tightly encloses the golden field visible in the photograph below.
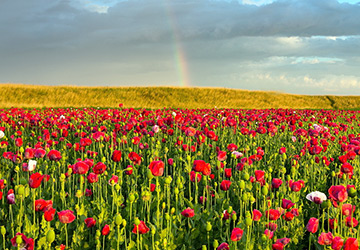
[1,84,360,109]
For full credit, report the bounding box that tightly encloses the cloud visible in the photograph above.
[0,0,360,94]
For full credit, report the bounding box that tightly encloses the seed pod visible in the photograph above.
[206,222,212,232]
[115,214,123,226]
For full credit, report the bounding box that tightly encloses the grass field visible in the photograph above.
[1,83,360,109]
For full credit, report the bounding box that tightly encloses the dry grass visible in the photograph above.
[1,83,359,109]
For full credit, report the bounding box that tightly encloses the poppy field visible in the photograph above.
[0,106,359,250]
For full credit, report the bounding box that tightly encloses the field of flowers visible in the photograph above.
[0,106,359,250]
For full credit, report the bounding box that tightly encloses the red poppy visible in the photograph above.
[44,208,56,222]
[181,207,195,218]
[47,149,62,161]
[265,209,280,221]
[217,151,227,161]
[148,161,164,176]
[84,217,96,228]
[306,217,319,233]
[108,175,119,186]
[11,233,34,250]
[342,204,355,216]
[253,209,262,221]
[281,199,295,209]
[73,161,90,175]
[224,168,232,178]
[102,224,110,235]
[111,150,122,162]
[271,178,283,189]
[230,228,243,241]
[87,173,98,183]
[283,212,295,221]
[132,221,150,234]
[93,162,106,175]
[331,236,344,250]
[217,243,229,250]
[220,180,232,191]
[318,232,333,245]
[255,170,265,186]
[345,216,358,228]
[190,171,202,183]
[129,152,142,165]
[58,210,76,224]
[344,238,358,250]
[328,185,348,203]
[29,172,43,189]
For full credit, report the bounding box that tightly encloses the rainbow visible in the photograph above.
[163,0,191,87]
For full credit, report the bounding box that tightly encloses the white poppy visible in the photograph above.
[27,160,37,172]
[0,130,4,139]
[306,191,327,204]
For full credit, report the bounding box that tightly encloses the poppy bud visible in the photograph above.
[134,218,140,226]
[115,214,122,226]
[245,217,252,227]
[17,185,25,196]
[239,180,245,190]
[213,240,219,248]
[348,188,357,198]
[0,226,5,235]
[46,229,55,244]
[262,186,268,196]
[16,235,22,245]
[129,194,135,203]
[206,222,212,232]
[243,172,250,180]
[228,206,233,214]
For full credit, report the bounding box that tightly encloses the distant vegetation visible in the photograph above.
[1,84,360,109]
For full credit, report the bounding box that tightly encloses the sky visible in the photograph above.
[1,0,360,95]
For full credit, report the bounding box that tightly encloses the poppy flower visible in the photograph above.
[181,208,195,218]
[306,217,319,233]
[281,199,295,209]
[84,217,96,228]
[328,185,348,203]
[288,180,305,192]
[87,173,98,183]
[108,175,119,186]
[306,191,327,204]
[11,233,34,250]
[220,180,232,191]
[230,227,243,241]
[111,150,122,162]
[190,171,202,183]
[58,210,76,224]
[344,238,358,250]
[331,236,344,250]
[132,221,150,234]
[217,151,227,161]
[7,189,15,204]
[34,148,46,158]
[29,172,43,189]
[148,161,164,176]
[271,178,283,189]
[342,204,355,216]
[255,170,265,186]
[224,168,232,178]
[264,229,274,239]
[283,212,295,221]
[44,208,56,222]
[345,216,358,228]
[318,232,333,245]
[102,224,110,236]
[47,149,62,161]
[93,162,106,175]
[217,243,229,250]
[265,209,280,221]
[253,209,262,221]
[129,152,142,165]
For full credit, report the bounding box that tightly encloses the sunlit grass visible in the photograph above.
[1,83,359,109]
